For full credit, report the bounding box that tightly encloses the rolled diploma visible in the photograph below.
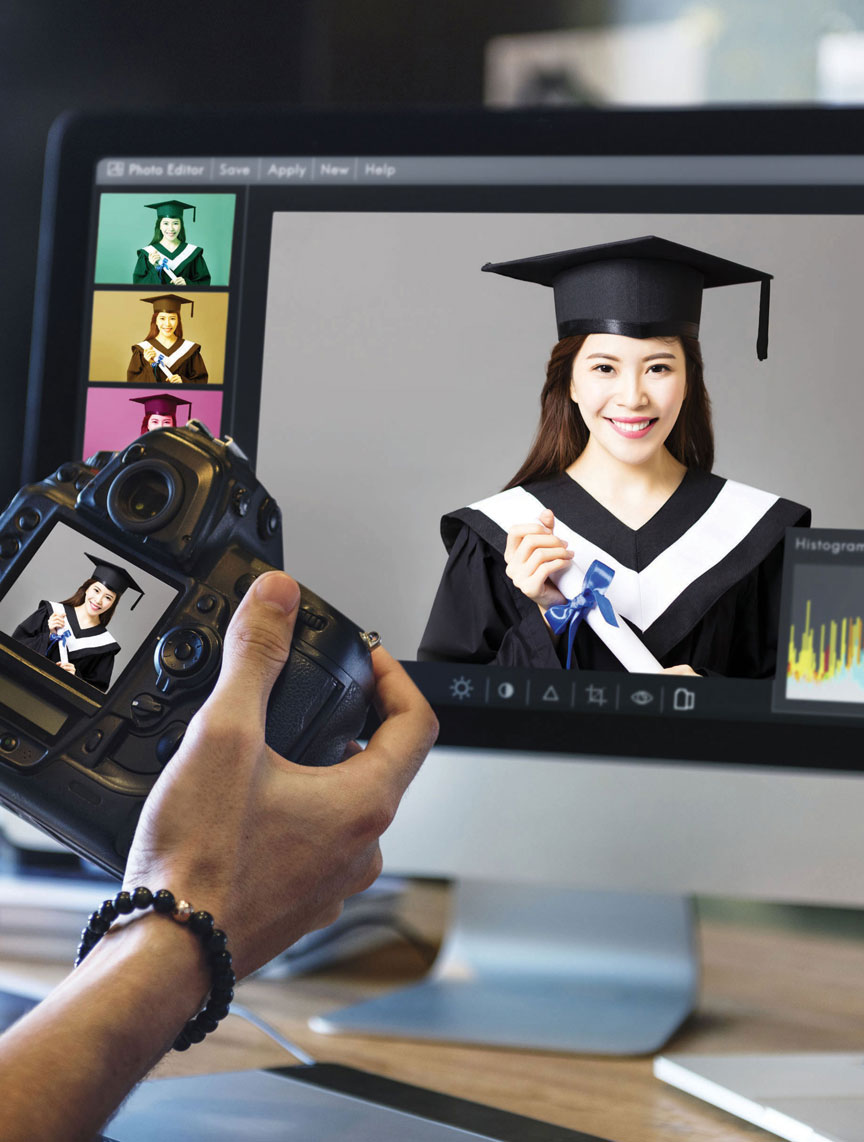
[57,635,69,664]
[468,487,663,674]
[551,560,663,674]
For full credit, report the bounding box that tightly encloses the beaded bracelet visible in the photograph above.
[75,886,235,1052]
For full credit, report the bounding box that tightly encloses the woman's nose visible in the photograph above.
[616,369,648,407]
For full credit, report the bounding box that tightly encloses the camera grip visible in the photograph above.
[264,589,375,766]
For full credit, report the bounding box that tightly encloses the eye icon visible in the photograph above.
[630,689,654,707]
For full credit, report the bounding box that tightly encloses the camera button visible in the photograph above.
[131,693,165,727]
[196,594,218,614]
[16,508,41,531]
[232,487,250,517]
[0,734,19,753]
[83,729,103,753]
[0,536,20,559]
[234,573,256,598]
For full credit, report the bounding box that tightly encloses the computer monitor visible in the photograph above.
[17,107,864,1054]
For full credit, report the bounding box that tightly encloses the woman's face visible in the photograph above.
[155,310,179,339]
[146,414,175,430]
[159,215,182,242]
[84,581,117,620]
[570,333,687,467]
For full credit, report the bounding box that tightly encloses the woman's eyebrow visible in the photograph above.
[584,351,677,361]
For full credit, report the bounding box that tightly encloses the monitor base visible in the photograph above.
[310,881,699,1055]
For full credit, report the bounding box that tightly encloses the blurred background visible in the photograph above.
[2,0,864,503]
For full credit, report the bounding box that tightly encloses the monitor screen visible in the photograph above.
[26,109,862,777]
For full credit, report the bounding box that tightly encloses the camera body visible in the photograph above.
[0,422,374,876]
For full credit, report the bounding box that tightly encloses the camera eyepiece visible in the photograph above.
[106,459,184,534]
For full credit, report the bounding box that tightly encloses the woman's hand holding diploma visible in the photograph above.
[505,509,574,614]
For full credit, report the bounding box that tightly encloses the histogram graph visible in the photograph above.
[785,567,864,707]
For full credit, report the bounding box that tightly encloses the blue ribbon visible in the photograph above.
[49,628,72,649]
[545,560,619,669]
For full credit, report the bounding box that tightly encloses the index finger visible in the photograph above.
[505,519,553,560]
[340,647,438,795]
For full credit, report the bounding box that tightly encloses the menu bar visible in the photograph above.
[95,155,864,187]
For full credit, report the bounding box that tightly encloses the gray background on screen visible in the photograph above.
[792,564,864,631]
[0,523,177,688]
[258,212,862,660]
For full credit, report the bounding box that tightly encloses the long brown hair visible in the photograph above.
[60,578,119,627]
[503,334,713,490]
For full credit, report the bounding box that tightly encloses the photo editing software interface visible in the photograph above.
[60,152,863,759]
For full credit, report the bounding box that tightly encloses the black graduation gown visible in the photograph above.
[132,241,211,286]
[12,601,120,692]
[418,470,811,678]
[127,337,209,384]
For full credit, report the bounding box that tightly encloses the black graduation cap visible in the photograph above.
[482,235,773,360]
[129,393,193,422]
[141,293,195,319]
[145,198,197,224]
[84,554,145,611]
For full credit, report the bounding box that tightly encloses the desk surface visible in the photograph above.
[3,882,864,1142]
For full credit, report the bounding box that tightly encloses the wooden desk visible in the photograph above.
[3,883,864,1142]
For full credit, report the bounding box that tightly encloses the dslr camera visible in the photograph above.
[0,422,375,875]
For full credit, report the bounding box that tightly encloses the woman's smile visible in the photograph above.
[606,416,659,438]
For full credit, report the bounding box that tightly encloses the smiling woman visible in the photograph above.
[11,555,143,692]
[126,293,208,385]
[418,236,810,678]
[132,199,211,287]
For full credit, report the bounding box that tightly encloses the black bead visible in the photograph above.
[205,928,227,953]
[183,1022,207,1045]
[189,910,214,935]
[152,889,175,914]
[172,1031,191,1051]
[114,891,134,914]
[99,900,118,922]
[132,887,153,909]
[194,1012,219,1034]
[87,912,109,935]
[210,949,232,971]
[209,985,234,1005]
[204,1000,230,1022]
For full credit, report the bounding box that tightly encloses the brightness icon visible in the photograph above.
[449,676,473,701]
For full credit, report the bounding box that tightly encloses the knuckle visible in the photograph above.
[228,617,292,669]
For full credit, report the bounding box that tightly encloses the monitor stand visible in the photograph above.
[310,881,698,1055]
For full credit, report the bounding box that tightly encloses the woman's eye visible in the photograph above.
[592,364,615,374]
[647,364,671,374]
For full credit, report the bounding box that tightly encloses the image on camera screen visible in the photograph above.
[0,522,178,695]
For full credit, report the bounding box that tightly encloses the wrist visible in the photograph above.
[80,910,211,1026]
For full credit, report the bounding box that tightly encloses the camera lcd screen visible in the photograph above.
[0,521,178,697]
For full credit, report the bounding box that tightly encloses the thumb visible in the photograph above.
[539,508,555,530]
[210,571,301,715]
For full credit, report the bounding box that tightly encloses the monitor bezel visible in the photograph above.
[26,105,864,772]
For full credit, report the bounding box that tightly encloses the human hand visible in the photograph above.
[173,277,186,286]
[167,374,182,384]
[148,251,161,265]
[505,509,573,612]
[143,346,158,364]
[661,665,698,676]
[124,571,438,980]
[58,663,76,675]
[47,611,67,633]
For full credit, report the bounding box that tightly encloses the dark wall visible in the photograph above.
[0,0,600,503]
